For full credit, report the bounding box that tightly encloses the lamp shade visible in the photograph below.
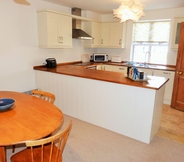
[113,0,145,22]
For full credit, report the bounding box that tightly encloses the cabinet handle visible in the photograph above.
[119,68,125,70]
[58,36,61,43]
[163,72,170,74]
[119,39,121,45]
[61,36,63,43]
[101,39,103,44]
[58,36,63,43]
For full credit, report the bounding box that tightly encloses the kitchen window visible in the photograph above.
[131,21,171,64]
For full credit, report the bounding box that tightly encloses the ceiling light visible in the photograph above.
[13,0,31,5]
[113,0,145,22]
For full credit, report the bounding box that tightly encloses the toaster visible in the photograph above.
[111,56,122,63]
[46,58,57,68]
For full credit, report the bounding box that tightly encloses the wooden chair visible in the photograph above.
[32,90,56,104]
[12,90,56,153]
[11,120,72,162]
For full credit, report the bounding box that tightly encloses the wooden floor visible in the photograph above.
[156,104,184,144]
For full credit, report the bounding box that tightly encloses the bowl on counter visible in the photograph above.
[0,98,15,111]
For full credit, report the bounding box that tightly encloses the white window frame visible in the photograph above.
[132,42,168,64]
[131,20,171,65]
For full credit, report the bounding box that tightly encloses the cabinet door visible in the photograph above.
[83,21,101,48]
[100,23,110,47]
[171,17,184,50]
[110,22,126,48]
[138,68,154,76]
[46,12,60,46]
[92,22,101,46]
[103,65,113,71]
[154,70,175,102]
[37,11,72,48]
[37,12,60,47]
[112,66,127,73]
[60,15,72,47]
[96,65,103,70]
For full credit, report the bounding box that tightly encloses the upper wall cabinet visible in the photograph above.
[83,21,126,48]
[171,17,184,50]
[109,22,126,48]
[37,11,72,48]
[82,21,101,48]
[100,23,111,47]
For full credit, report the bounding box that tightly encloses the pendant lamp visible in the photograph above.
[113,0,145,22]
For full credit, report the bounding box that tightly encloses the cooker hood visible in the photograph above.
[72,8,92,40]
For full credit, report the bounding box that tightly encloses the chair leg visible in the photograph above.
[12,145,15,153]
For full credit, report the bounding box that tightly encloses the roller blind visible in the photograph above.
[133,21,171,43]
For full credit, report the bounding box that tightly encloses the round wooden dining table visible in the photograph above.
[0,91,63,162]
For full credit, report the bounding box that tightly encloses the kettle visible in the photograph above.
[46,58,57,68]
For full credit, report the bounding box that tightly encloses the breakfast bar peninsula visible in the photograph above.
[34,63,168,144]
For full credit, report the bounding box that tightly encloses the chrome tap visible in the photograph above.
[144,52,150,67]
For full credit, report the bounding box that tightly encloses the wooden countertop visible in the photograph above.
[34,62,169,90]
[106,62,176,71]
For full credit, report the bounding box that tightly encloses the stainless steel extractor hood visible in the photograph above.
[72,8,93,40]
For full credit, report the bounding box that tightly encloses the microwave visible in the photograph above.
[90,54,108,62]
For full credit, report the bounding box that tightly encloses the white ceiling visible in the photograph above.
[43,0,184,14]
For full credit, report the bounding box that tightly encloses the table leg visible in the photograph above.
[0,146,6,162]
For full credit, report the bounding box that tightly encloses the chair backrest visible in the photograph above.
[26,120,72,162]
[32,90,55,104]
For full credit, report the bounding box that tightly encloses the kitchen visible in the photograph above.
[1,0,184,161]
[0,0,184,94]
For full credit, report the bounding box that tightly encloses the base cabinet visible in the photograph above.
[153,70,175,104]
[138,68,154,76]
[37,10,72,48]
[96,65,127,73]
[137,67,174,104]
[112,66,127,73]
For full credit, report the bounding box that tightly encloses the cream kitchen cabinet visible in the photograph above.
[153,70,175,104]
[83,21,126,48]
[96,65,127,73]
[138,68,154,76]
[111,66,127,73]
[171,17,184,50]
[83,21,101,48]
[100,23,110,47]
[100,22,126,48]
[96,65,112,71]
[37,11,72,48]
[110,22,126,48]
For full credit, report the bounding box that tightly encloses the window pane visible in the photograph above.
[133,21,170,42]
[132,45,149,62]
[150,46,168,64]
[133,23,150,41]
[150,22,170,42]
[132,20,171,65]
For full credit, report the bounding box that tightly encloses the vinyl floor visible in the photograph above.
[156,104,184,144]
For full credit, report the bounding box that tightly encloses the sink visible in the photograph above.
[134,64,158,68]
[148,65,157,68]
[74,62,95,66]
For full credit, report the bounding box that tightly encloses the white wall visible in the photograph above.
[0,0,96,92]
[0,0,184,92]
